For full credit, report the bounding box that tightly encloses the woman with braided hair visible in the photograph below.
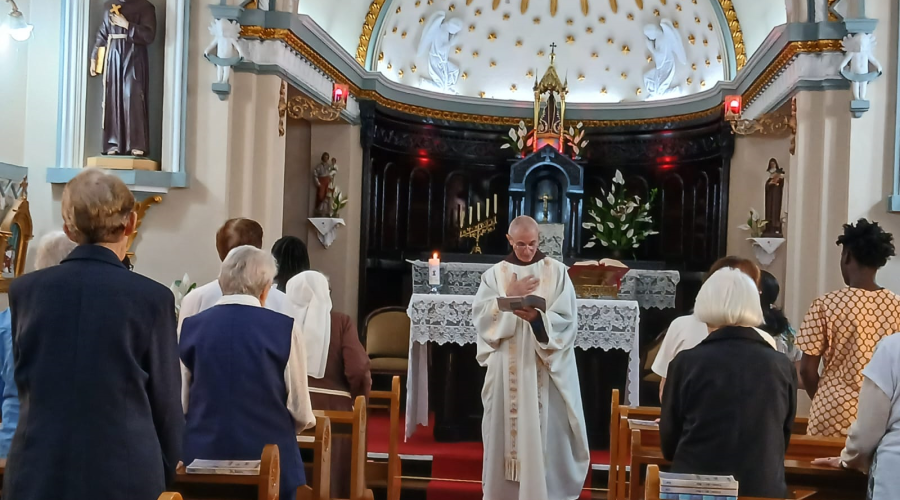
[797,218,900,437]
[272,236,311,292]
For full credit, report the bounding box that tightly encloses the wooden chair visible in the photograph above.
[309,396,374,500]
[362,307,410,378]
[367,376,402,500]
[296,415,333,500]
[159,494,184,500]
[174,443,280,500]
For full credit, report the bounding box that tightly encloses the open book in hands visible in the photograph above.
[497,295,547,312]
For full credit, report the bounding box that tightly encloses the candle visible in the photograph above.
[494,193,498,210]
[428,252,441,286]
[459,205,464,228]
[477,202,481,222]
[486,199,491,217]
[469,206,473,225]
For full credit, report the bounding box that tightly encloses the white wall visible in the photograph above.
[731,0,787,60]
[0,0,29,168]
[298,0,372,58]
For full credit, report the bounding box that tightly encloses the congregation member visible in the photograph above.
[286,270,371,498]
[4,169,184,500]
[797,218,900,437]
[660,268,797,499]
[272,235,311,292]
[473,216,589,500]
[180,246,315,500]
[178,218,291,323]
[813,333,900,499]
[652,256,771,398]
[759,270,803,364]
[0,232,77,458]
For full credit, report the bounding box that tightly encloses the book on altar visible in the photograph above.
[186,459,261,475]
[497,295,547,312]
[568,259,630,298]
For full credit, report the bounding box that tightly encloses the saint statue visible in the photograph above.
[90,1,157,157]
[313,152,338,217]
[763,158,785,238]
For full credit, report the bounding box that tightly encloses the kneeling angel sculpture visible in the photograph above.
[417,12,464,94]
[643,19,686,99]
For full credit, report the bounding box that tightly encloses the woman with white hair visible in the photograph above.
[0,232,76,459]
[286,270,370,499]
[180,245,315,500]
[660,268,797,499]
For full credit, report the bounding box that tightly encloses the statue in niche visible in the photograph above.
[840,33,883,101]
[313,152,338,217]
[417,11,464,94]
[642,19,686,99]
[90,0,157,157]
[763,158,785,238]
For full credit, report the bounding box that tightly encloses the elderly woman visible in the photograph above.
[286,270,371,499]
[4,169,184,500]
[813,334,900,499]
[660,268,797,499]
[0,232,76,459]
[181,246,315,500]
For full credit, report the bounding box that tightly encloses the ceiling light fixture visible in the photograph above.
[3,0,32,42]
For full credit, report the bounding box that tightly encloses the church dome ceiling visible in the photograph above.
[372,0,729,103]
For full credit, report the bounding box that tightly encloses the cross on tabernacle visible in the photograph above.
[540,148,555,161]
[110,4,122,15]
[540,193,553,221]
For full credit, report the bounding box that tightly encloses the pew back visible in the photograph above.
[367,376,402,500]
[296,415,333,500]
[174,443,280,500]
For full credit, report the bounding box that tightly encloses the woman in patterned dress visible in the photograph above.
[797,219,900,437]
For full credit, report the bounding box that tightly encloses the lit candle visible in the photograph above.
[428,252,441,286]
[469,206,473,225]
[477,202,481,222]
[486,199,491,217]
[459,205,464,228]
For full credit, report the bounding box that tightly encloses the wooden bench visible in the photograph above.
[628,423,863,500]
[174,443,281,500]
[643,464,817,500]
[307,396,374,500]
[296,415,334,500]
[366,375,401,500]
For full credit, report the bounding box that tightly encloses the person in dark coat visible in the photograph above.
[660,267,797,499]
[4,169,184,500]
[286,271,371,499]
[181,246,315,500]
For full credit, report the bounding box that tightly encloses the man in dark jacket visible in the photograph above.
[4,169,184,500]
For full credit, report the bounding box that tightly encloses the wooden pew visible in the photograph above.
[297,415,333,500]
[159,494,184,500]
[642,464,816,500]
[628,423,862,500]
[174,443,281,500]
[307,396,374,500]
[366,376,402,500]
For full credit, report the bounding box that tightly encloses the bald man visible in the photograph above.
[472,216,589,500]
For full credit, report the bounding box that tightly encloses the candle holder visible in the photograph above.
[460,215,498,254]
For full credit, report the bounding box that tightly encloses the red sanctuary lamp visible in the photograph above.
[332,83,349,111]
[724,95,742,120]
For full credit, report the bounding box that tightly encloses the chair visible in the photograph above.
[363,307,410,377]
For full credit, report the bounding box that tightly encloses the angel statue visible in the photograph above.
[417,12,464,94]
[840,33,883,101]
[204,19,246,86]
[642,19,687,99]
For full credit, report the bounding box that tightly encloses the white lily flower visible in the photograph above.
[633,244,640,248]
[584,241,596,248]
[749,208,760,221]
[613,170,625,185]
[582,222,596,229]
[508,128,518,141]
[581,140,588,147]
[569,126,575,136]
[647,230,659,235]
[501,143,510,149]
[577,122,584,128]
[517,139,524,149]
[737,224,751,231]
[607,193,616,204]
[620,214,627,222]
[601,240,609,247]
[607,222,615,228]
[626,229,634,238]
[594,197,603,206]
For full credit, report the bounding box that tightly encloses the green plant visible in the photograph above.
[330,187,348,218]
[737,208,768,238]
[170,274,197,316]
[582,170,658,252]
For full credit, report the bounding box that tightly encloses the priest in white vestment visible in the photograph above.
[473,216,589,500]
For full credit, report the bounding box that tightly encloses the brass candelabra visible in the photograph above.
[460,215,498,254]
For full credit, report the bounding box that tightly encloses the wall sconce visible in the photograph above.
[332,83,349,111]
[724,95,741,120]
[3,0,33,42]
[724,96,797,155]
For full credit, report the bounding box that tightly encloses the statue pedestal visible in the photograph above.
[748,237,786,267]
[87,156,160,171]
[308,217,345,248]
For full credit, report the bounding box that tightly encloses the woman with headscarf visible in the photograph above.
[287,271,371,498]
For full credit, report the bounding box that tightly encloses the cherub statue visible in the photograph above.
[204,19,246,85]
[643,20,687,99]
[417,11,464,93]
[840,33,883,101]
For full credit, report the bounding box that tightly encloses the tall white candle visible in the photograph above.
[469,206,473,225]
[477,202,481,222]
[486,199,491,217]
[428,252,441,285]
[459,205,464,228]
[494,193,498,211]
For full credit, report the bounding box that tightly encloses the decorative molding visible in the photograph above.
[717,0,747,71]
[729,97,796,154]
[741,39,843,111]
[356,0,387,67]
[127,195,163,256]
[280,91,343,122]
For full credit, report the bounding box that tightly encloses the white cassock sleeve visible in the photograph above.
[532,270,578,368]
[473,267,522,367]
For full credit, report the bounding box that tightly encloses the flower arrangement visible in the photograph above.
[582,170,658,253]
[500,120,590,158]
[737,208,768,237]
[330,187,348,218]
[563,122,588,158]
[170,274,197,316]
[500,121,529,154]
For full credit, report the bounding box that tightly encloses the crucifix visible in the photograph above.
[110,3,122,15]
[539,193,553,222]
